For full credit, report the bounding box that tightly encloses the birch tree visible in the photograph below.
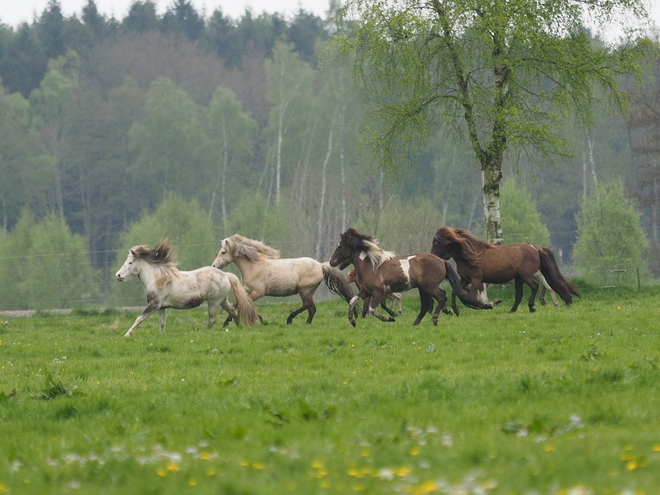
[334,0,651,244]
[265,41,314,205]
[205,86,257,234]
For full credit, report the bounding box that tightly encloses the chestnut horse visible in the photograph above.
[116,241,256,337]
[212,234,353,325]
[329,228,495,326]
[346,268,403,317]
[431,227,578,313]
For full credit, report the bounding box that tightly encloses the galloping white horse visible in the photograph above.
[116,241,256,337]
[212,234,354,324]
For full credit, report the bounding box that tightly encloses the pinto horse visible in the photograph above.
[329,228,495,326]
[115,241,256,337]
[431,227,578,313]
[212,234,353,325]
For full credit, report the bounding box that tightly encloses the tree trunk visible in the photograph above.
[481,165,503,245]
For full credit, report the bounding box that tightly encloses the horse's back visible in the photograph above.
[480,243,540,282]
[243,256,323,297]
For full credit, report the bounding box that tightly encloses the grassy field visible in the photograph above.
[1,283,659,494]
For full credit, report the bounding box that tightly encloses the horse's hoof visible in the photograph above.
[350,320,357,328]
[387,317,396,322]
[529,307,536,313]
[492,299,502,307]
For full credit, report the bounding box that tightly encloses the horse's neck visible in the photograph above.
[232,256,258,282]
[352,252,376,274]
[137,261,178,289]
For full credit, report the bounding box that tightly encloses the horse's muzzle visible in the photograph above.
[116,274,124,281]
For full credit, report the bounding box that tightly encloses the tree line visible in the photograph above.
[0,0,658,311]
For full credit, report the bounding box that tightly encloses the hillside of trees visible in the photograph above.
[0,0,659,310]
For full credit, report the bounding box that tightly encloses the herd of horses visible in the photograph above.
[115,227,579,336]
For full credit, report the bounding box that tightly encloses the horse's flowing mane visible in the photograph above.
[343,228,394,269]
[131,240,179,288]
[223,234,280,262]
[435,227,493,267]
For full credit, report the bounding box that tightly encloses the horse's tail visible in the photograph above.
[227,272,257,326]
[538,247,579,305]
[321,262,354,303]
[444,262,496,310]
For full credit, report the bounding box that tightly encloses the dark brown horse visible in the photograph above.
[431,227,579,313]
[329,228,495,326]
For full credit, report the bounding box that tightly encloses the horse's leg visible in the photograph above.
[413,289,433,325]
[220,299,241,326]
[380,296,397,317]
[348,294,365,327]
[366,290,395,323]
[510,278,524,313]
[429,287,448,326]
[526,278,539,313]
[391,293,403,315]
[539,285,547,306]
[361,296,370,318]
[550,290,560,307]
[287,293,316,324]
[158,309,167,333]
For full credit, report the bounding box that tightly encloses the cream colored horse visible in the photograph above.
[116,241,256,337]
[212,234,353,324]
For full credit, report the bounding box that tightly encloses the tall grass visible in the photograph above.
[1,284,659,494]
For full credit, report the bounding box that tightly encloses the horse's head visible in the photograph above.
[116,248,141,281]
[212,238,235,269]
[431,228,452,260]
[329,228,363,268]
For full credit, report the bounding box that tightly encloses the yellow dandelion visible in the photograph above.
[0,484,8,493]
[360,448,370,457]
[312,460,324,469]
[239,459,250,467]
[410,446,421,456]
[620,452,636,461]
[319,479,331,489]
[543,444,556,452]
[156,468,167,477]
[315,468,328,478]
[626,459,638,471]
[166,462,180,472]
[206,468,217,476]
[252,461,265,470]
[413,480,438,495]
[348,467,362,478]
[652,444,660,452]
[199,452,212,461]
[395,466,412,477]
[188,478,198,486]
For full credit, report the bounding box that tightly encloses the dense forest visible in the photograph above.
[0,0,659,310]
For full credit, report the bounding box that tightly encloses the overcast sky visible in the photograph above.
[0,0,658,42]
[0,0,330,26]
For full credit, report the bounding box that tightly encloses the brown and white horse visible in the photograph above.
[329,228,495,326]
[431,227,578,313]
[212,234,353,324]
[116,241,256,337]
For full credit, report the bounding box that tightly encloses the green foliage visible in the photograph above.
[354,197,439,255]
[500,178,550,245]
[0,210,100,310]
[227,192,299,254]
[1,287,660,493]
[573,178,649,285]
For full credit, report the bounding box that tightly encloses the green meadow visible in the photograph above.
[1,284,659,494]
